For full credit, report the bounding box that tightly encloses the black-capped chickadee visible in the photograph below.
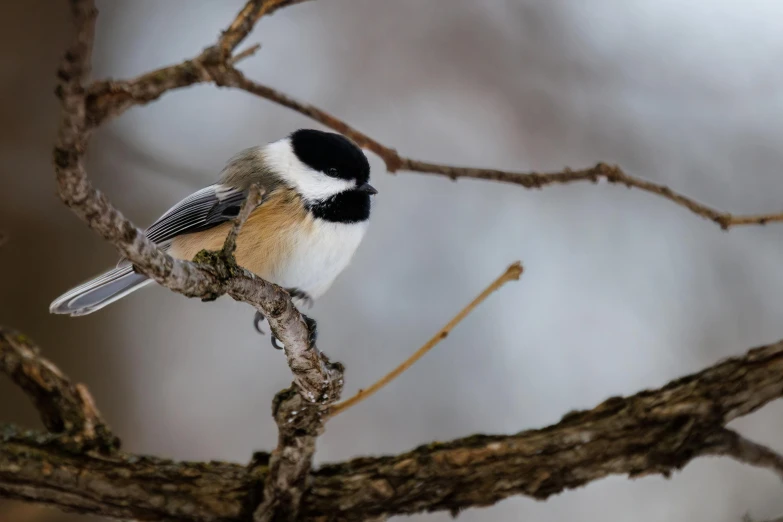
[50,129,377,347]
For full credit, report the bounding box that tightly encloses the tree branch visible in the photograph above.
[745,516,783,522]
[217,0,312,58]
[715,429,783,481]
[253,388,329,522]
[221,184,264,259]
[0,328,117,452]
[329,261,523,417]
[84,52,783,230]
[2,338,782,521]
[219,68,782,230]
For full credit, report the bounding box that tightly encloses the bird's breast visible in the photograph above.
[271,217,368,299]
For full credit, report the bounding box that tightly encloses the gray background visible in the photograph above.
[1,1,782,521]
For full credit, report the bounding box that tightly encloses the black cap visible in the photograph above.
[290,129,370,185]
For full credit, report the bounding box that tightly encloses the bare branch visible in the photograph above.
[329,261,523,417]
[2,338,782,520]
[0,328,117,451]
[217,0,311,57]
[81,4,783,232]
[219,68,782,230]
[713,429,783,481]
[744,515,783,522]
[254,387,334,522]
[228,43,262,65]
[84,1,306,128]
[222,183,264,259]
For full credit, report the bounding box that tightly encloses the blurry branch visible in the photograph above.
[83,1,304,128]
[228,43,262,65]
[0,328,117,452]
[84,30,783,231]
[744,516,783,522]
[718,429,783,481]
[217,0,311,57]
[0,503,49,522]
[329,261,524,417]
[2,335,783,521]
[218,73,783,230]
[218,71,783,230]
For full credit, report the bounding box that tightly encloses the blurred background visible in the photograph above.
[2,1,783,521]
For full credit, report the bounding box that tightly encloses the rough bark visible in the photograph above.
[2,338,783,521]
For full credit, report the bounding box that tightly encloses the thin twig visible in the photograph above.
[221,183,264,258]
[329,262,523,417]
[82,9,783,230]
[220,68,783,230]
[217,0,311,57]
[228,43,262,65]
[715,428,783,481]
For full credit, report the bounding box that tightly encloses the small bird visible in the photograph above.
[50,129,377,348]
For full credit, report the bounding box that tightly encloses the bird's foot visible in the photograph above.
[269,315,318,351]
[253,311,284,349]
[252,285,314,350]
[285,287,314,309]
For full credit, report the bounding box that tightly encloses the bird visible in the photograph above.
[49,129,377,348]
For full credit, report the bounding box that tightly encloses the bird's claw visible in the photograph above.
[285,287,314,309]
[269,316,318,351]
[253,310,265,334]
[251,295,316,350]
[253,311,284,349]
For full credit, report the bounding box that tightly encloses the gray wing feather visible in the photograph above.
[50,147,283,316]
[52,185,245,315]
[145,147,281,245]
[49,265,152,316]
[144,185,247,244]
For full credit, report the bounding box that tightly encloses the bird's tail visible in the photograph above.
[49,265,152,316]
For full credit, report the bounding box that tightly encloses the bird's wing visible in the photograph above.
[144,184,249,244]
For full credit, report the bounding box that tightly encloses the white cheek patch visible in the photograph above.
[261,140,355,201]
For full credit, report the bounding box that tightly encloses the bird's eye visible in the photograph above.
[327,167,339,177]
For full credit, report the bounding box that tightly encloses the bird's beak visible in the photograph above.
[358,183,378,195]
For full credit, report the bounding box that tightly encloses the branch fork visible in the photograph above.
[0,328,118,453]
